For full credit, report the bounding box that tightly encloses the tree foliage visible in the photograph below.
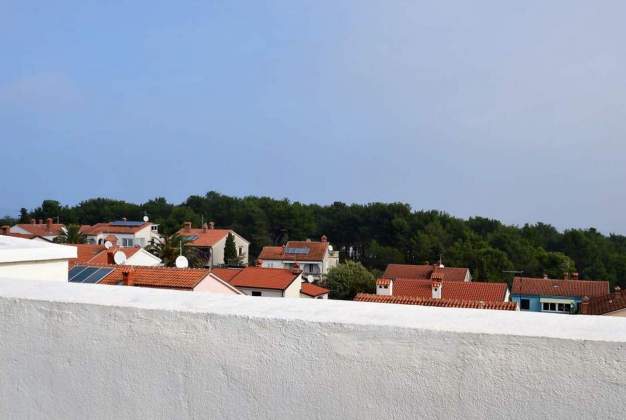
[146,233,203,268]
[224,233,240,266]
[14,192,626,288]
[326,261,376,300]
[54,224,86,244]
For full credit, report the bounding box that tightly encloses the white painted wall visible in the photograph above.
[237,287,284,297]
[193,276,240,295]
[211,232,250,266]
[126,249,162,266]
[0,260,69,282]
[1,278,625,420]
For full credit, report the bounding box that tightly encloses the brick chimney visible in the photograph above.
[38,219,43,225]
[107,251,115,265]
[209,221,215,230]
[31,219,36,225]
[256,258,263,267]
[46,218,53,231]
[572,272,579,280]
[432,279,443,299]
[1,225,9,235]
[202,223,208,233]
[122,268,134,286]
[563,272,570,280]
[183,221,192,232]
[321,235,328,242]
[291,262,302,275]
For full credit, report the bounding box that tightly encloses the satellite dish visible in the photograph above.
[104,241,113,249]
[113,251,127,265]
[175,255,189,268]
[143,215,149,222]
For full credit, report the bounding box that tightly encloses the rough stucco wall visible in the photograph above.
[1,279,625,420]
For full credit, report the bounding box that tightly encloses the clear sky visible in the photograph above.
[2,1,626,233]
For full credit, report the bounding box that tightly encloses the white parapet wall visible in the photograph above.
[1,278,625,420]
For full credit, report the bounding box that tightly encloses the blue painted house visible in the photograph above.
[511,275,609,314]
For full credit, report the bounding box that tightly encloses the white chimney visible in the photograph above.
[376,279,393,296]
[432,280,442,299]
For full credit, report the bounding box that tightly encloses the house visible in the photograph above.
[257,236,339,283]
[300,283,330,299]
[177,221,249,266]
[70,244,162,267]
[354,293,517,311]
[375,277,509,302]
[9,218,66,242]
[68,264,241,295]
[511,274,610,314]
[383,263,472,282]
[211,266,304,297]
[0,235,76,282]
[80,219,161,248]
[580,287,626,317]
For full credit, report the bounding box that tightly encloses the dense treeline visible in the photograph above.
[5,191,626,287]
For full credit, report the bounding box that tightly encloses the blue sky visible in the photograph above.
[2,1,626,233]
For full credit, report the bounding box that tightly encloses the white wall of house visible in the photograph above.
[237,287,284,297]
[88,225,161,248]
[283,275,303,298]
[0,260,69,282]
[300,292,329,299]
[1,278,625,419]
[126,250,162,267]
[210,232,250,266]
[193,276,240,295]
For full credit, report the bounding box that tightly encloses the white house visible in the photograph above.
[70,244,162,267]
[9,218,66,242]
[177,222,250,267]
[81,220,162,248]
[258,236,339,283]
[0,235,76,282]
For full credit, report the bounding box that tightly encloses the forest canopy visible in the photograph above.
[5,192,625,287]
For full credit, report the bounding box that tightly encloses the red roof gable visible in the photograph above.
[584,290,626,315]
[98,265,211,289]
[354,293,516,311]
[14,223,65,236]
[389,279,508,302]
[212,266,300,290]
[383,264,469,282]
[69,244,142,267]
[81,222,151,235]
[301,283,330,297]
[512,277,609,298]
[176,227,232,247]
[258,240,329,262]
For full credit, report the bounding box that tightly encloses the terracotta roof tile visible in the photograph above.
[354,293,517,311]
[389,278,508,302]
[14,223,65,236]
[512,277,609,298]
[258,240,329,262]
[211,266,299,290]
[81,222,151,235]
[69,244,142,267]
[300,283,330,297]
[97,265,211,289]
[383,264,469,282]
[585,290,626,315]
[176,227,231,247]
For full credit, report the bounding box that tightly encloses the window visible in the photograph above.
[542,302,572,313]
[520,299,530,310]
[239,247,243,256]
[122,238,134,247]
[251,291,262,297]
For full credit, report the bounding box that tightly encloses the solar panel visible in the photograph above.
[69,267,99,283]
[184,235,199,241]
[110,220,145,227]
[68,266,114,284]
[285,247,310,255]
[82,267,114,284]
[69,266,89,281]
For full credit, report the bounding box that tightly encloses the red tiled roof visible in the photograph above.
[69,244,142,267]
[383,264,469,282]
[13,223,65,236]
[354,293,517,311]
[376,279,391,287]
[81,222,151,235]
[512,277,609,298]
[258,240,329,262]
[301,283,330,297]
[176,227,232,247]
[212,266,300,290]
[584,290,626,315]
[389,279,508,302]
[98,265,211,289]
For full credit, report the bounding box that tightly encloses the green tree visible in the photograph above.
[19,208,30,223]
[54,225,86,244]
[326,261,375,300]
[146,234,202,267]
[224,232,241,266]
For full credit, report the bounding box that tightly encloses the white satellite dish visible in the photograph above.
[113,251,127,265]
[104,241,113,249]
[175,255,189,268]
[143,215,149,222]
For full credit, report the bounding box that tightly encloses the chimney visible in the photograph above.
[183,221,192,232]
[543,273,548,280]
[572,272,579,280]
[122,217,127,222]
[0,225,9,235]
[306,238,311,243]
[580,296,590,315]
[202,223,208,233]
[38,219,43,225]
[432,279,443,299]
[122,269,134,286]
[31,220,36,225]
[321,235,328,242]
[256,258,263,267]
[291,262,302,275]
[209,221,215,230]
[563,272,569,281]
[107,251,115,265]
[46,218,53,230]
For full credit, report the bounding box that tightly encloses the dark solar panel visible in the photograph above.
[69,267,99,283]
[110,220,145,227]
[69,266,88,281]
[285,247,310,255]
[184,235,199,241]
[82,267,114,284]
